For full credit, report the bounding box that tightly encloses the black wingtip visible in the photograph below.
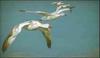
[2,40,9,53]
[47,41,51,48]
[2,44,8,53]
[2,48,6,53]
[47,44,51,48]
[19,10,26,12]
[48,46,51,48]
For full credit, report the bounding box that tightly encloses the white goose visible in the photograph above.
[52,1,65,11]
[19,1,73,21]
[52,1,74,14]
[19,9,69,21]
[2,20,51,52]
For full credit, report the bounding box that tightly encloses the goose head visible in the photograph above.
[52,1,64,6]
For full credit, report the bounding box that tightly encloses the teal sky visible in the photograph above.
[0,0,99,57]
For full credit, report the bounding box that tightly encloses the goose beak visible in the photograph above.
[70,6,75,9]
[64,14,67,16]
[69,6,75,13]
[69,9,72,13]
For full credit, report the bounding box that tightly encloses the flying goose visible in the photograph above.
[52,1,74,12]
[19,8,70,21]
[2,20,51,53]
[19,1,73,21]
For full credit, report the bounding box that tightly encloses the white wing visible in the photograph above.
[19,10,51,16]
[34,11,51,16]
[56,8,70,14]
[2,21,30,52]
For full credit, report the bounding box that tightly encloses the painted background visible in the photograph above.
[0,0,99,57]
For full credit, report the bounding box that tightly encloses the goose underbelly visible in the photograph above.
[47,15,58,20]
[26,22,39,30]
[42,15,59,20]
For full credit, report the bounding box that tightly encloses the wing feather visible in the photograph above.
[19,10,50,16]
[35,11,51,16]
[40,28,51,48]
[2,30,13,53]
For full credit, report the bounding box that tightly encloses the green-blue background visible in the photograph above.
[0,0,99,57]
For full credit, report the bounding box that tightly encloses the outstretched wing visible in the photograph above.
[2,21,30,53]
[19,10,50,16]
[35,11,51,16]
[40,28,51,48]
[2,30,13,53]
[19,10,35,13]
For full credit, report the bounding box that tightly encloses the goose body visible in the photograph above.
[2,20,51,52]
